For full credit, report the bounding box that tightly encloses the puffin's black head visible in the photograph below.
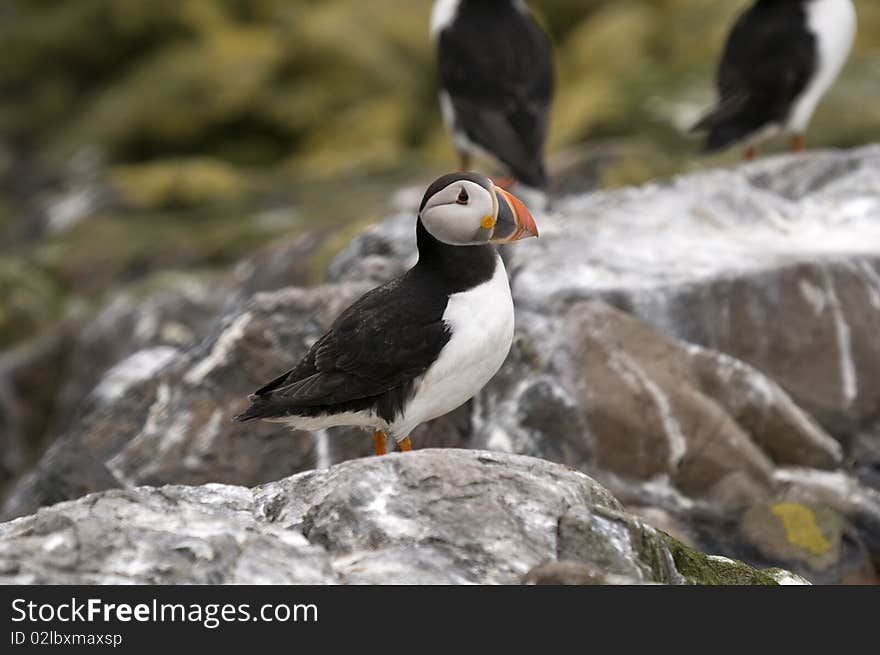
[418,172,538,246]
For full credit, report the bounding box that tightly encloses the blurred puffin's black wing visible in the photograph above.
[437,2,553,187]
[692,1,816,151]
[234,274,451,423]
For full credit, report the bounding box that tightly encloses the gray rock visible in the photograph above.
[511,147,880,442]
[2,281,372,520]
[0,327,75,492]
[3,147,880,583]
[0,233,332,517]
[738,499,874,585]
[0,273,223,503]
[324,148,880,579]
[0,450,795,585]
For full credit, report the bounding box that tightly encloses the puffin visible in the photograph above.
[431,0,554,190]
[691,0,856,159]
[234,172,538,455]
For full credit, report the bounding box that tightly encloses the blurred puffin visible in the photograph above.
[692,0,856,159]
[234,172,538,455]
[431,0,554,190]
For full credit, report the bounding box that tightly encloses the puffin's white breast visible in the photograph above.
[438,89,502,164]
[392,254,514,437]
[430,0,462,39]
[266,409,382,432]
[787,0,856,133]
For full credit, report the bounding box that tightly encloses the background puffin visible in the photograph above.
[234,172,538,455]
[691,0,856,159]
[431,0,554,191]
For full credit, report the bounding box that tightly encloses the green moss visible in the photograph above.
[665,536,779,586]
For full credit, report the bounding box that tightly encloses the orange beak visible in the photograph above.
[490,187,539,243]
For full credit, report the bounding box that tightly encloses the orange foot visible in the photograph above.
[792,135,806,153]
[490,175,516,190]
[372,430,387,456]
[397,436,412,452]
[744,147,757,161]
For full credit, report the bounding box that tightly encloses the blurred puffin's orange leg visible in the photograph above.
[458,152,471,172]
[792,134,806,153]
[372,430,387,456]
[398,436,412,452]
[490,175,516,190]
[744,147,757,161]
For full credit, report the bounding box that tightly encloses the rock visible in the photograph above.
[852,430,880,491]
[328,147,880,580]
[2,281,369,520]
[522,561,614,585]
[771,467,880,572]
[54,273,223,411]
[0,272,223,506]
[469,296,849,541]
[0,327,75,492]
[4,148,880,584]
[738,500,875,584]
[1,217,467,521]
[229,231,329,301]
[325,211,415,283]
[0,450,798,585]
[0,231,328,516]
[0,482,333,585]
[512,147,880,443]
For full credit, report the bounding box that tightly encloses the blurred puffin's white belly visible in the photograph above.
[788,0,856,132]
[267,410,383,432]
[430,0,461,38]
[392,255,514,437]
[439,91,497,163]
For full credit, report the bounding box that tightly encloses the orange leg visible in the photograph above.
[372,430,387,456]
[489,175,516,190]
[744,146,757,161]
[397,436,412,452]
[458,152,471,172]
[792,134,806,153]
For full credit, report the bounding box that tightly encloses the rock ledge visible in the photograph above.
[0,450,806,585]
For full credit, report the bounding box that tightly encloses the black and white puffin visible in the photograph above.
[234,172,538,455]
[432,0,554,190]
[691,0,856,159]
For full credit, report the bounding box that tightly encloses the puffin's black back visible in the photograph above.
[437,0,553,187]
[693,0,815,151]
[234,221,497,425]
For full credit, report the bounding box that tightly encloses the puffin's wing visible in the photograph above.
[437,8,553,187]
[692,3,815,150]
[235,283,449,420]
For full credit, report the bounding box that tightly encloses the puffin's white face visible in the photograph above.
[418,173,538,246]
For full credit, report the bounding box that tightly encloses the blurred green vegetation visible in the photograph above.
[1,0,879,347]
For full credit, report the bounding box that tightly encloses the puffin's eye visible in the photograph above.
[456,188,469,205]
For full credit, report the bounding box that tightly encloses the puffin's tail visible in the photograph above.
[701,122,755,153]
[232,395,268,422]
[690,94,753,153]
